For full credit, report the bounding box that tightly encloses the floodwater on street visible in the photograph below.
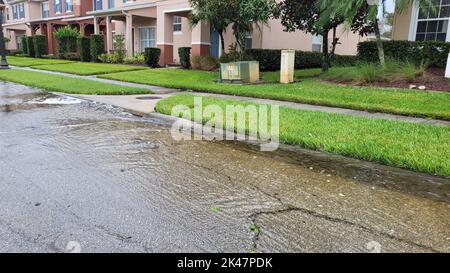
[0,81,449,253]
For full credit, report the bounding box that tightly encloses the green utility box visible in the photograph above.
[220,61,260,83]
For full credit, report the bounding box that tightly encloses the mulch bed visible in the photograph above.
[327,68,450,92]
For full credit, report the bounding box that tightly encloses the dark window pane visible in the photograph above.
[440,6,450,17]
[427,20,438,31]
[436,33,447,40]
[417,21,427,32]
[418,7,429,19]
[437,20,448,32]
[443,0,450,5]
[416,33,426,41]
[429,7,439,18]
[425,33,437,40]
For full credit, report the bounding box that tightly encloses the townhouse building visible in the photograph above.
[3,0,368,66]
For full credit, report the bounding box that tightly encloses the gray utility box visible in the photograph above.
[220,61,260,83]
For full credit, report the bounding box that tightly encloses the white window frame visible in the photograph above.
[139,26,156,52]
[65,0,73,12]
[312,34,323,52]
[173,16,182,33]
[42,2,50,18]
[409,0,450,42]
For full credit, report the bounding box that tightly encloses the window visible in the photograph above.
[54,0,62,13]
[12,3,25,20]
[173,16,182,32]
[64,0,73,12]
[415,0,450,41]
[140,27,156,52]
[245,35,253,49]
[6,8,9,21]
[109,0,114,9]
[42,2,49,18]
[94,0,103,11]
[312,34,323,52]
[16,35,24,50]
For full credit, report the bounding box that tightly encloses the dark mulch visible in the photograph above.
[328,68,450,92]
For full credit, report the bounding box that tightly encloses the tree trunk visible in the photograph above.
[219,31,225,53]
[374,18,386,67]
[329,27,339,67]
[321,32,329,72]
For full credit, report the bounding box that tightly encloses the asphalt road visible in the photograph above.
[0,82,449,253]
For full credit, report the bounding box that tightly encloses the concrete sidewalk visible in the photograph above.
[14,66,449,126]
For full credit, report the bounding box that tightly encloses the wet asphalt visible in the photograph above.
[0,81,449,253]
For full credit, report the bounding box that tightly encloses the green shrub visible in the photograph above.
[42,54,57,59]
[32,35,47,58]
[63,52,80,61]
[90,34,105,62]
[178,47,191,69]
[98,53,121,63]
[77,37,91,62]
[144,47,161,67]
[244,49,354,71]
[191,55,219,71]
[26,36,35,58]
[124,53,146,65]
[331,55,357,67]
[54,26,80,57]
[21,36,28,55]
[358,40,450,68]
[113,35,126,63]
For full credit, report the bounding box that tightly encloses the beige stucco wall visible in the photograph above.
[173,16,191,63]
[392,3,413,40]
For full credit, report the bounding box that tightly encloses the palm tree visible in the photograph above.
[318,0,436,67]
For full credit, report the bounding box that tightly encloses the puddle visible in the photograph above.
[27,96,83,105]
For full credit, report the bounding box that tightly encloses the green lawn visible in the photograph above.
[32,62,146,75]
[7,56,74,67]
[0,69,151,95]
[156,94,450,176]
[100,68,450,120]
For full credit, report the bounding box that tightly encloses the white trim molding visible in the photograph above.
[191,42,211,46]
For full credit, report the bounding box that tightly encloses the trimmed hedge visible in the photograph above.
[144,47,161,68]
[77,37,91,62]
[178,47,191,69]
[90,34,105,62]
[243,49,356,71]
[26,36,35,58]
[21,36,28,55]
[33,35,47,58]
[358,40,450,68]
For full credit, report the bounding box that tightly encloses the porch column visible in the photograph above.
[106,16,113,52]
[79,23,85,36]
[125,14,133,56]
[191,22,211,57]
[94,17,100,34]
[47,23,55,54]
[156,11,173,66]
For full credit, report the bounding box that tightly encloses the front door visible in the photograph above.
[210,29,220,58]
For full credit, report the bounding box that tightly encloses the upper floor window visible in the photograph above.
[54,0,62,13]
[94,0,103,11]
[12,3,25,20]
[42,2,50,18]
[312,34,323,52]
[173,16,182,32]
[109,0,114,9]
[64,0,73,12]
[6,8,9,21]
[416,0,450,41]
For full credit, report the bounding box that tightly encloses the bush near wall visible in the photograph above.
[243,49,357,71]
[33,35,47,58]
[144,48,161,68]
[178,47,191,69]
[77,37,91,62]
[54,26,80,58]
[90,34,105,62]
[358,40,450,68]
[191,56,219,71]
[21,36,28,55]
[26,36,35,58]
